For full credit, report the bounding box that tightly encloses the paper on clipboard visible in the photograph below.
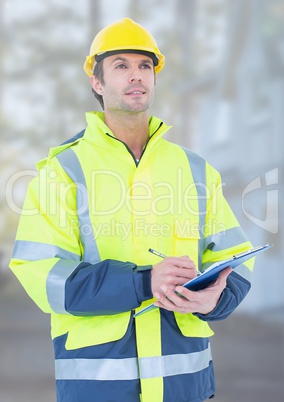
[134,243,273,317]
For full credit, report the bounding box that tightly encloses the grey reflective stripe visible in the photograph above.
[55,347,212,381]
[139,345,212,379]
[204,227,248,252]
[56,149,100,264]
[46,260,81,314]
[181,147,207,268]
[55,357,139,381]
[12,240,80,261]
[234,263,252,282]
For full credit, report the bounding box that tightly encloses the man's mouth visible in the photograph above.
[125,88,146,95]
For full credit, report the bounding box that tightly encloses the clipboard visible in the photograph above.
[134,243,273,317]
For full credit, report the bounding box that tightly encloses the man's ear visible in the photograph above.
[90,76,103,95]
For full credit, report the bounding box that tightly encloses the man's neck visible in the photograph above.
[104,111,149,160]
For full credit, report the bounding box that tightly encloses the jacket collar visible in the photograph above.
[37,112,171,170]
[84,111,171,151]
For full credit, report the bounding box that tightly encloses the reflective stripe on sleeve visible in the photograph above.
[55,346,212,381]
[56,149,101,264]
[204,227,249,251]
[46,260,81,314]
[12,240,81,261]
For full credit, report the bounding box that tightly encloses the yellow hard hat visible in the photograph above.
[83,18,165,76]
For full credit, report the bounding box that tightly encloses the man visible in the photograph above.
[10,18,253,402]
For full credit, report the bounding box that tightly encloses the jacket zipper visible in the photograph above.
[105,122,163,167]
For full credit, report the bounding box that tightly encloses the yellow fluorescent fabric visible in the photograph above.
[62,312,131,349]
[135,308,163,402]
[10,111,252,353]
[11,259,57,313]
[174,312,214,338]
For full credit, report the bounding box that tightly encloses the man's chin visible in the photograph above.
[121,102,151,113]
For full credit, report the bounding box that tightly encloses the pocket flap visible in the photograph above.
[65,311,131,350]
[174,312,214,338]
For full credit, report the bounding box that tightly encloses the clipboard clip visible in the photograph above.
[233,244,272,259]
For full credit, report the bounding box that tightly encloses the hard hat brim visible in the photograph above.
[95,49,159,66]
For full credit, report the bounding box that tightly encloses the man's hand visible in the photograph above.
[151,255,198,296]
[153,266,233,315]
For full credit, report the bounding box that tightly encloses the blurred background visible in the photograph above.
[0,0,283,401]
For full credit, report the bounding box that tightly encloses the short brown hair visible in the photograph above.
[92,60,105,110]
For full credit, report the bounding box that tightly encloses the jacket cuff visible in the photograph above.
[133,265,153,303]
[193,271,251,322]
[193,290,228,321]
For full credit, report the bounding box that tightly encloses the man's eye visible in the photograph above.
[141,64,152,69]
[115,64,127,69]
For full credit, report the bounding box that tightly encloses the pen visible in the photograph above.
[148,248,167,259]
[149,248,201,276]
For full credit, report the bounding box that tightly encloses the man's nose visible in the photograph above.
[129,67,142,82]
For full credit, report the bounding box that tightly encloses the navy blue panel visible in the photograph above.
[53,316,140,401]
[160,309,209,356]
[53,315,137,360]
[194,271,251,322]
[160,308,215,401]
[60,129,86,146]
[56,379,140,402]
[65,260,152,315]
[163,362,215,402]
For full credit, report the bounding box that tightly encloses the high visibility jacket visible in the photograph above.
[10,112,253,402]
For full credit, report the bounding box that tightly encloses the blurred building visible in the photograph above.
[177,0,284,316]
[1,0,283,316]
[1,1,283,402]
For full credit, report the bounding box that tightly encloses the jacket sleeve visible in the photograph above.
[62,260,152,315]
[194,165,254,322]
[9,159,153,316]
[194,271,251,322]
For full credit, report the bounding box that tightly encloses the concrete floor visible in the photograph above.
[1,271,283,402]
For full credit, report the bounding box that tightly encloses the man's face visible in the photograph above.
[91,53,156,114]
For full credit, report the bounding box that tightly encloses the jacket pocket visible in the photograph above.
[65,311,131,350]
[173,222,214,338]
[173,220,200,266]
[174,312,214,338]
